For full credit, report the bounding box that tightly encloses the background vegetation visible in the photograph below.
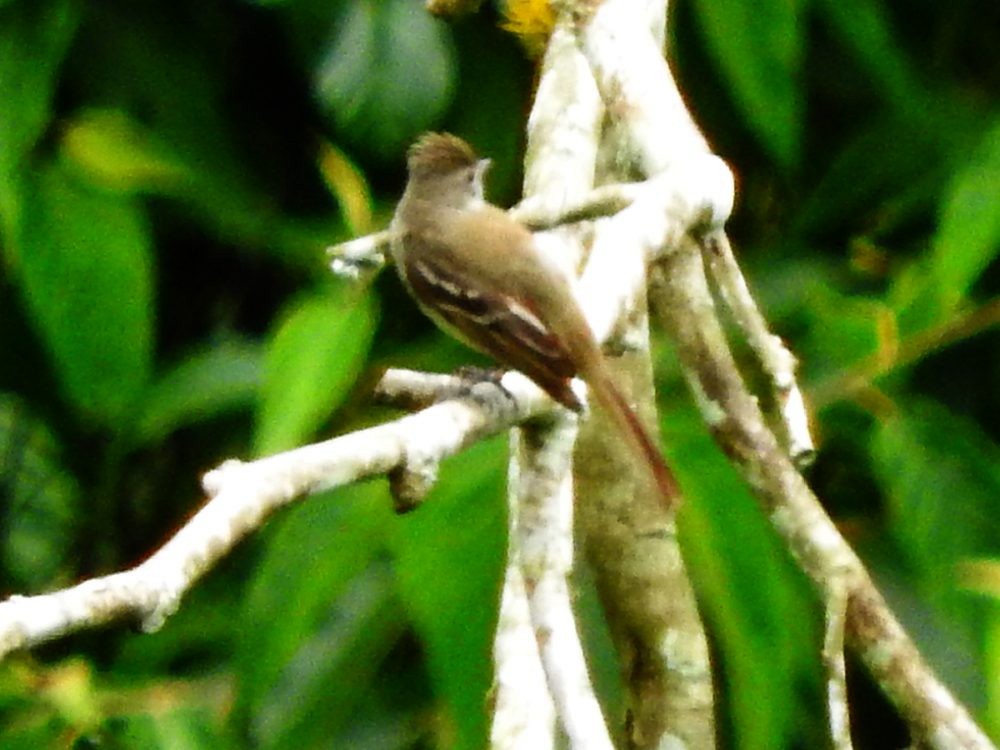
[0,0,997,747]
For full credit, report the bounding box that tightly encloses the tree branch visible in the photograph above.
[511,415,614,749]
[514,5,718,747]
[568,0,993,744]
[649,236,993,750]
[0,369,546,659]
[490,550,557,749]
[824,583,854,750]
[700,231,814,465]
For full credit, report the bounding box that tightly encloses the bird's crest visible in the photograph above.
[407,132,479,175]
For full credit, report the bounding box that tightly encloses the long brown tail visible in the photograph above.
[585,367,681,510]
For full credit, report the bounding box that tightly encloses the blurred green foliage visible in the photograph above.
[0,0,997,748]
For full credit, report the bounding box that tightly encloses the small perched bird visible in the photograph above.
[390,132,678,506]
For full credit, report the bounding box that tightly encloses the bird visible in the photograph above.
[389,132,679,507]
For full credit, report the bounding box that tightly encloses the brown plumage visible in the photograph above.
[407,133,478,177]
[390,132,679,507]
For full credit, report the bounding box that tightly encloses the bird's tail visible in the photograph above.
[584,365,681,510]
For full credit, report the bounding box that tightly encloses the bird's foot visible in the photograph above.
[451,366,517,408]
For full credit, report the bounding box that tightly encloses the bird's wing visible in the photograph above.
[400,249,582,410]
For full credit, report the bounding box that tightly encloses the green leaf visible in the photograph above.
[689,0,803,168]
[0,677,67,750]
[67,5,242,186]
[813,0,921,108]
[446,20,533,204]
[868,399,997,704]
[0,393,79,590]
[796,288,887,381]
[930,117,1000,308]
[670,408,823,750]
[242,418,505,750]
[131,340,263,446]
[0,0,79,180]
[101,707,237,750]
[794,115,943,237]
[255,561,405,750]
[12,161,154,425]
[0,0,80,242]
[254,289,377,456]
[388,438,507,750]
[986,610,1000,739]
[59,108,193,194]
[237,484,404,748]
[887,261,948,336]
[60,4,331,268]
[313,0,457,160]
[872,398,1000,582]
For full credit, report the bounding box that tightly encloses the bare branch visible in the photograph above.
[0,368,548,659]
[512,415,614,749]
[327,229,393,279]
[580,0,709,175]
[490,553,557,750]
[501,20,617,748]
[567,0,993,744]
[699,230,815,466]
[824,583,854,750]
[518,3,718,748]
[648,239,993,750]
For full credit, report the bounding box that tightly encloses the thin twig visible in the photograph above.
[699,230,815,466]
[824,583,855,750]
[811,298,1000,409]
